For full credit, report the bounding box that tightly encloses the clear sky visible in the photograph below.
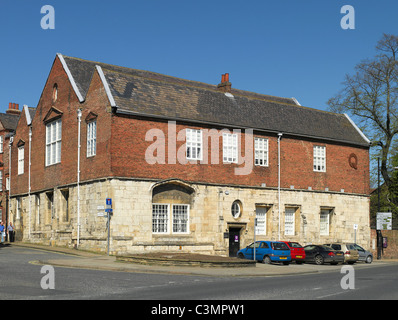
[0,0,397,114]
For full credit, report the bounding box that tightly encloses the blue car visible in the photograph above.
[237,241,291,265]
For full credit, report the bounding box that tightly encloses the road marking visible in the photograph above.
[316,291,347,299]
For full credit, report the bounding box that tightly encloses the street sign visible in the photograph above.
[353,224,358,230]
[377,212,392,231]
[105,198,113,256]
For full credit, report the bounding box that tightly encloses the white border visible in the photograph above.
[95,65,117,107]
[344,113,371,144]
[23,105,32,126]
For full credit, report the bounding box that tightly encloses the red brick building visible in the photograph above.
[0,103,21,225]
[9,54,371,256]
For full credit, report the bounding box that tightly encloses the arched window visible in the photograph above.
[52,84,58,102]
[151,181,194,234]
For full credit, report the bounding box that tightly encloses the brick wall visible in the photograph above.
[371,229,398,259]
[11,56,113,195]
[11,108,29,195]
[111,114,370,194]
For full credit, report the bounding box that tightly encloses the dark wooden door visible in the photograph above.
[229,228,241,257]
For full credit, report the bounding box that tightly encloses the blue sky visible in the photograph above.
[0,0,397,114]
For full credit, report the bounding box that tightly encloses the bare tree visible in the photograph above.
[328,34,398,200]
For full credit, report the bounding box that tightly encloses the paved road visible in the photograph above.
[1,246,398,301]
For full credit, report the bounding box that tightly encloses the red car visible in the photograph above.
[281,241,306,264]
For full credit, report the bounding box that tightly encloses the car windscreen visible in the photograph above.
[288,242,302,248]
[272,242,289,250]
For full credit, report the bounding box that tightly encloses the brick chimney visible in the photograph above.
[6,102,21,115]
[217,73,232,93]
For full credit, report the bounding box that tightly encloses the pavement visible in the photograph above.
[8,241,398,278]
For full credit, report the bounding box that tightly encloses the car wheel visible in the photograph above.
[314,255,324,265]
[237,253,245,259]
[366,255,373,264]
[263,256,272,264]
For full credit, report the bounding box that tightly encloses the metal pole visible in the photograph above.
[107,212,110,256]
[377,157,382,260]
[378,157,380,212]
[253,218,256,262]
[8,136,13,241]
[28,125,32,240]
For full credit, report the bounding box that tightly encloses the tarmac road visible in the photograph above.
[1,243,398,300]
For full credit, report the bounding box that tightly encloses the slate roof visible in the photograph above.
[60,54,370,147]
[29,108,36,123]
[0,113,19,131]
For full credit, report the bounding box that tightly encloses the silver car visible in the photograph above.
[353,244,373,263]
[324,243,359,264]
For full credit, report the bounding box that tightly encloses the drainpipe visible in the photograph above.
[28,126,32,240]
[8,136,13,234]
[77,108,82,248]
[277,133,283,241]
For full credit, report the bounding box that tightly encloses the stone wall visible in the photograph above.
[10,178,370,256]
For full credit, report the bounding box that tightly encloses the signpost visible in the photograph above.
[377,212,392,231]
[97,205,105,217]
[105,198,112,255]
[353,224,358,244]
[376,212,392,260]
